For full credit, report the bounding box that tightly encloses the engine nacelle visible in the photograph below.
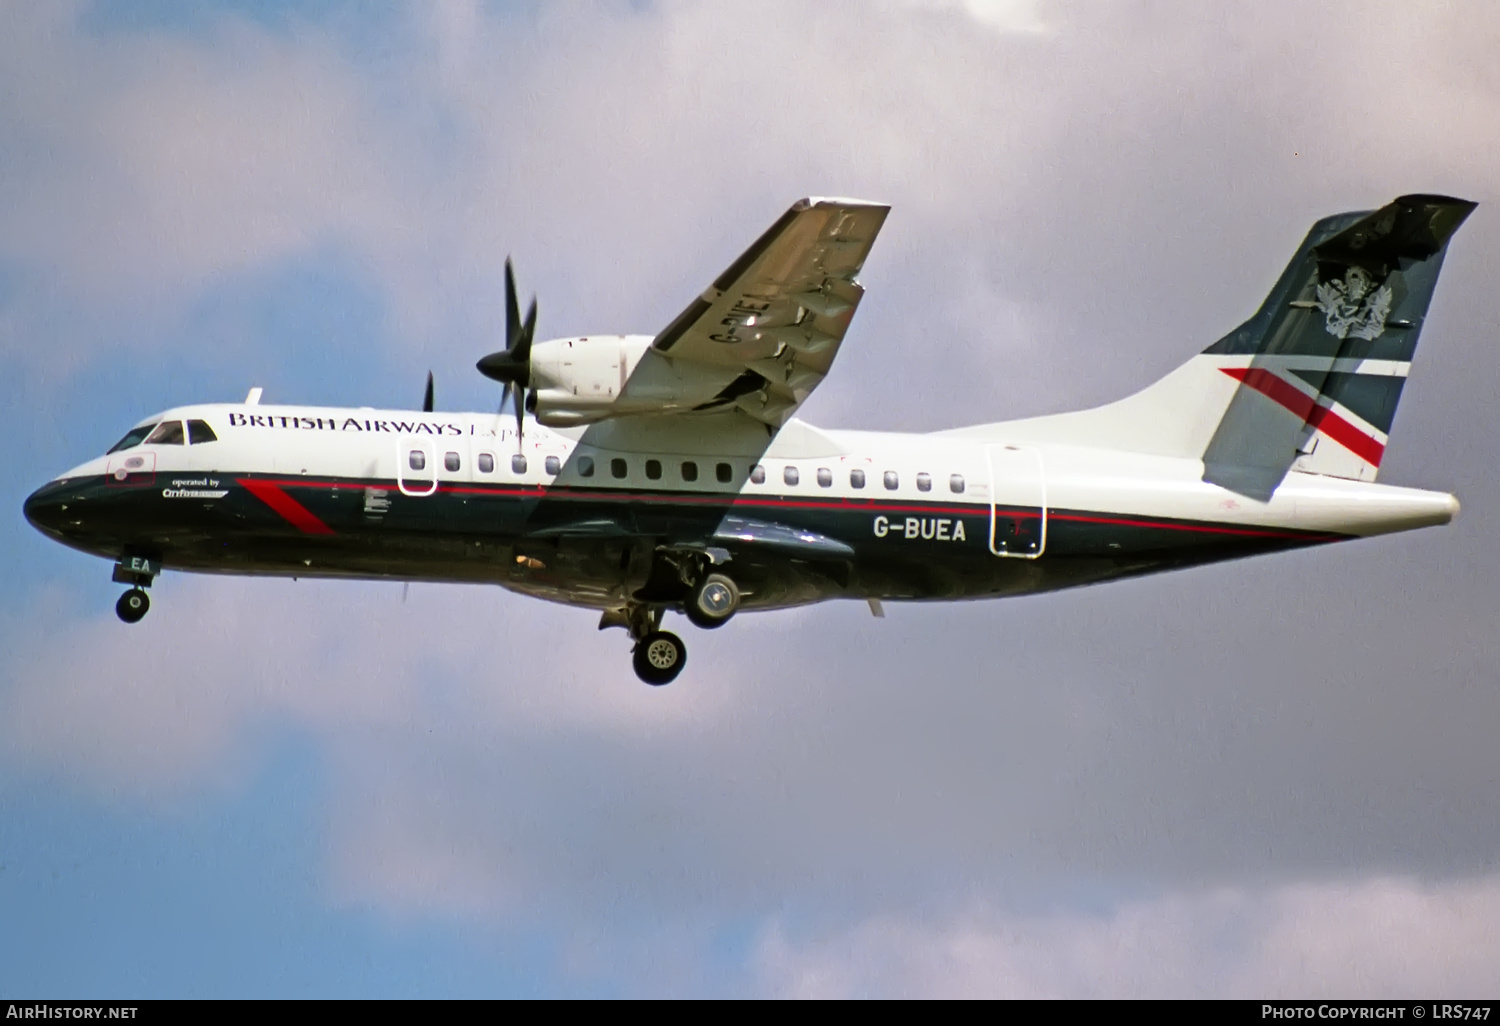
[530,333,766,426]
[528,335,651,426]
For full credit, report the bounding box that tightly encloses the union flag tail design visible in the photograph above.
[960,194,1476,498]
[1197,194,1475,490]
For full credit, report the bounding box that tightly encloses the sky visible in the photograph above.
[3,0,1500,998]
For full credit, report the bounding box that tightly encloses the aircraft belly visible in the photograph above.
[40,472,1356,612]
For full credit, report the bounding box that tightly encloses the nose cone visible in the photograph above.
[23,480,69,536]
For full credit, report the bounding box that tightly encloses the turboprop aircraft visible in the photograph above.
[24,194,1475,684]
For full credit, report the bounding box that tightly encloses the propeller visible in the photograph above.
[476,259,537,445]
[422,370,434,413]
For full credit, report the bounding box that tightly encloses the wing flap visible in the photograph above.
[630,197,890,426]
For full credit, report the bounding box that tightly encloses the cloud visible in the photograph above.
[9,545,1500,930]
[758,874,1500,998]
[7,0,1500,996]
[8,0,1497,424]
[0,575,736,800]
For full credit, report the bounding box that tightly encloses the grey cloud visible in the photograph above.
[7,0,1500,994]
[757,874,1500,998]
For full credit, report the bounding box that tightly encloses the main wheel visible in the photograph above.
[632,630,687,686]
[116,588,150,624]
[684,572,739,630]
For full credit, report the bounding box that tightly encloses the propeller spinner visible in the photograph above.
[475,259,537,443]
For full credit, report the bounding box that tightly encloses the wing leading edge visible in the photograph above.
[620,197,890,428]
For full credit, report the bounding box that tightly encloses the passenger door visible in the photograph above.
[987,445,1046,558]
[396,436,437,497]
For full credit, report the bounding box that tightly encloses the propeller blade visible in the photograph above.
[476,266,536,388]
[512,380,525,444]
[422,370,434,413]
[480,259,537,445]
[504,258,520,351]
[518,297,537,364]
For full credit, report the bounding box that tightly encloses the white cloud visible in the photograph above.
[7,0,1496,425]
[758,875,1500,998]
[0,575,738,800]
[889,0,1048,34]
[7,0,1500,996]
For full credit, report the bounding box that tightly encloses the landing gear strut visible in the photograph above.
[602,603,688,686]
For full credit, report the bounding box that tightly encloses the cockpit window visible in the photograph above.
[107,424,157,453]
[187,419,218,444]
[145,421,186,445]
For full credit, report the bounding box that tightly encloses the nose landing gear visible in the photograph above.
[116,588,150,623]
[111,552,158,625]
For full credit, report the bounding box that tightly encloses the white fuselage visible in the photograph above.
[68,401,1457,551]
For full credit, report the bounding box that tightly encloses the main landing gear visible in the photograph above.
[601,601,689,686]
[111,552,159,624]
[600,562,742,686]
[632,630,687,687]
[684,572,740,630]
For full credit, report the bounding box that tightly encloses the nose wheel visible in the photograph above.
[116,588,150,624]
[111,553,158,624]
[632,630,686,686]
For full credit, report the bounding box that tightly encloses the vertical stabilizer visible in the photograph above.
[1200,194,1474,494]
[944,195,1475,500]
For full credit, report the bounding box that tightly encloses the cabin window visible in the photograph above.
[883,470,899,490]
[950,474,965,494]
[146,421,185,446]
[511,454,527,474]
[108,424,157,453]
[681,461,699,482]
[850,468,866,489]
[646,459,662,480]
[478,453,495,474]
[750,465,766,485]
[716,462,733,483]
[816,467,832,488]
[545,455,560,475]
[187,420,218,444]
[445,452,461,472]
[611,458,627,479]
[783,466,800,486]
[916,472,932,492]
[578,456,595,477]
[409,450,426,471]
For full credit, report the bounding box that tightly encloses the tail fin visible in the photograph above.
[1199,194,1475,492]
[950,194,1475,498]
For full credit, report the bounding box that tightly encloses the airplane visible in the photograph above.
[23,193,1475,685]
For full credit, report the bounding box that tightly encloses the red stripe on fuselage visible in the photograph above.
[237,478,336,535]
[237,476,1336,541]
[1046,511,1341,541]
[1220,366,1386,466]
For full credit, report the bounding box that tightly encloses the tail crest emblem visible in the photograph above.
[1312,266,1393,340]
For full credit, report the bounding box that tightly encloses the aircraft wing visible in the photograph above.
[624,197,890,427]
